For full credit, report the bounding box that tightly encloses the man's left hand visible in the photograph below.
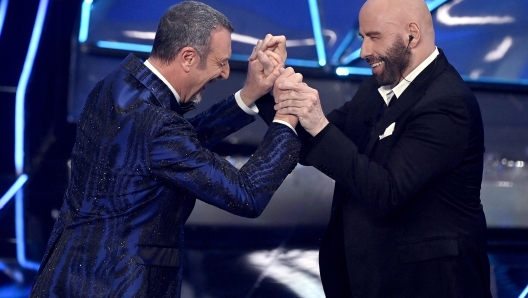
[274,81,329,136]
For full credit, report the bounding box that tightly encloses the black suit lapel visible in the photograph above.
[363,49,448,156]
[354,89,387,154]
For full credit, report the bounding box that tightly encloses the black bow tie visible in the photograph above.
[179,102,196,114]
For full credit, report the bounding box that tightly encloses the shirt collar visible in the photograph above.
[378,47,439,105]
[144,59,181,104]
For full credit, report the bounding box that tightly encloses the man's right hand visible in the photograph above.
[273,67,303,128]
[249,34,287,66]
[274,78,329,137]
[240,34,287,107]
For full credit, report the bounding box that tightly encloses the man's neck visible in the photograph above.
[379,47,439,100]
[144,58,182,103]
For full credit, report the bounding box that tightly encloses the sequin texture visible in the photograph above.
[30,54,300,297]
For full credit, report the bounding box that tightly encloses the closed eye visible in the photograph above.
[218,59,229,68]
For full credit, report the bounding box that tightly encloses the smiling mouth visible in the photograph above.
[371,61,385,68]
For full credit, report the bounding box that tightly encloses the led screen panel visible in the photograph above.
[79,0,528,86]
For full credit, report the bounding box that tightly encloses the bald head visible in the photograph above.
[359,0,436,85]
[360,0,435,52]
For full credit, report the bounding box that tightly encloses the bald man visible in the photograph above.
[261,0,492,296]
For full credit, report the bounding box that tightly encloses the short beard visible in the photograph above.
[189,91,203,104]
[373,35,411,87]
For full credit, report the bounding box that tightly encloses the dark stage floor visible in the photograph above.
[1,165,528,297]
[1,227,528,298]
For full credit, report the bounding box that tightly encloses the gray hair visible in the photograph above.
[150,1,234,66]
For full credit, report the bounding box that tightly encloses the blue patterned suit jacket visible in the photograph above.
[30,54,300,297]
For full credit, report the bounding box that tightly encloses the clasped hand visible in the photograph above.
[240,34,287,106]
[273,75,329,136]
[240,34,328,133]
[272,67,303,128]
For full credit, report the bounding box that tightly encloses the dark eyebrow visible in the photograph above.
[215,56,229,63]
[365,31,382,38]
[359,30,382,39]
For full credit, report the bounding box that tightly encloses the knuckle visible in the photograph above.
[297,74,303,82]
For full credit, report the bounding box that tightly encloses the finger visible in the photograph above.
[277,81,306,91]
[279,76,308,90]
[266,35,287,61]
[286,73,303,84]
[248,40,263,61]
[275,91,308,104]
[262,35,285,49]
[261,34,274,51]
[257,51,274,76]
[275,106,301,116]
[248,58,264,74]
[264,50,282,67]
[275,98,300,109]
[265,35,286,49]
[277,67,296,80]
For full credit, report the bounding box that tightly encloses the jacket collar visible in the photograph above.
[363,48,449,155]
[120,54,193,115]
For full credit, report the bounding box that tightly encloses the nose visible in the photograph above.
[360,39,371,59]
[220,62,230,80]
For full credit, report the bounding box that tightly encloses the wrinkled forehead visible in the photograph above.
[359,0,401,34]
[209,28,232,58]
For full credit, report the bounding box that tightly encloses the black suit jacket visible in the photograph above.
[259,49,491,297]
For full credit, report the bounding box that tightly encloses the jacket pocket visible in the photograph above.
[133,244,179,267]
[397,237,459,263]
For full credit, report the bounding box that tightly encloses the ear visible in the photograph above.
[407,22,420,47]
[179,47,198,72]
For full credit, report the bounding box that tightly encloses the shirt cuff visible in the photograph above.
[235,90,259,115]
[272,120,297,135]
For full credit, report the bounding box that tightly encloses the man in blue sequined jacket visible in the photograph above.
[30,2,301,297]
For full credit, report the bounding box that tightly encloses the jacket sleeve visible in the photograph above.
[304,93,473,217]
[186,95,255,150]
[149,117,301,218]
[256,92,352,164]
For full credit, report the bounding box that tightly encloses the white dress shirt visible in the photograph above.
[378,47,440,106]
[143,60,296,133]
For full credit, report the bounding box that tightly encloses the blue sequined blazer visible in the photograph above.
[30,54,300,297]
